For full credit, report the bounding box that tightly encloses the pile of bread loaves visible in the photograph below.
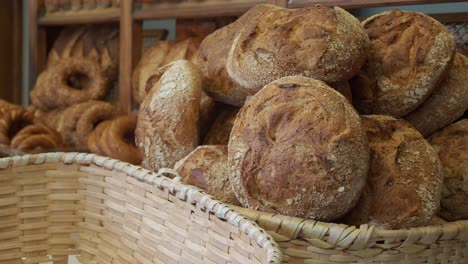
[135,4,467,230]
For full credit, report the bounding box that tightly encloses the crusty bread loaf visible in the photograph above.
[405,53,468,136]
[228,76,369,220]
[174,145,239,205]
[351,10,456,117]
[226,5,369,92]
[135,60,202,170]
[197,4,279,106]
[199,92,219,139]
[344,115,443,229]
[203,105,238,145]
[429,119,468,221]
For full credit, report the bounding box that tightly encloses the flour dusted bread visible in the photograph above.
[405,53,468,136]
[203,105,238,145]
[174,145,239,205]
[429,119,468,221]
[135,60,202,170]
[352,10,456,117]
[228,76,369,220]
[227,5,369,92]
[197,4,279,106]
[344,115,443,229]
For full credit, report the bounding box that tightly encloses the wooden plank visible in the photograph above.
[431,12,468,23]
[28,0,39,93]
[38,8,120,26]
[119,0,133,114]
[288,0,468,9]
[134,0,266,20]
[12,0,23,104]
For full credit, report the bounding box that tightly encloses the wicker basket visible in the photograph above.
[0,153,282,264]
[232,206,468,263]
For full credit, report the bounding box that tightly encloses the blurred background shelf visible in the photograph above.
[38,8,120,26]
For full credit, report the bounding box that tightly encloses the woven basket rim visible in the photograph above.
[0,152,283,264]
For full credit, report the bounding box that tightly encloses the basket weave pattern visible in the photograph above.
[0,153,282,264]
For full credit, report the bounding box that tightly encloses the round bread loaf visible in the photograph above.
[344,115,443,229]
[135,60,202,170]
[174,145,239,205]
[226,5,369,92]
[228,76,369,220]
[203,105,238,145]
[429,119,468,221]
[197,4,279,106]
[405,53,468,136]
[351,10,456,117]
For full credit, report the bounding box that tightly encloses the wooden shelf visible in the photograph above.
[38,8,120,26]
[288,0,468,9]
[134,0,268,20]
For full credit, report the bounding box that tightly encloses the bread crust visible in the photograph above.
[174,145,239,205]
[405,53,468,136]
[226,6,369,91]
[352,10,456,117]
[203,105,238,145]
[228,76,369,220]
[135,60,202,170]
[429,119,468,221]
[345,115,443,229]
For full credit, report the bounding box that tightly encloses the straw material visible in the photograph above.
[232,206,468,263]
[0,153,282,264]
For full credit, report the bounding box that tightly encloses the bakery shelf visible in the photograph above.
[134,0,268,20]
[288,0,468,9]
[38,8,120,26]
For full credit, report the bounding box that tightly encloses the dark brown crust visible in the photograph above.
[345,115,443,229]
[228,76,369,220]
[203,106,238,145]
[351,10,456,117]
[197,4,279,106]
[226,6,369,92]
[405,53,468,136]
[0,109,34,145]
[429,119,468,221]
[328,81,353,104]
[174,145,240,205]
[10,124,63,153]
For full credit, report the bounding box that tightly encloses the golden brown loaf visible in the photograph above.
[344,115,443,229]
[228,76,369,220]
[429,119,468,221]
[226,5,369,91]
[197,4,279,106]
[174,145,239,205]
[203,105,238,145]
[405,53,468,136]
[135,60,202,170]
[351,10,456,117]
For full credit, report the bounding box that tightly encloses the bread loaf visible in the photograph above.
[135,60,202,170]
[344,115,443,229]
[228,76,369,220]
[328,81,352,103]
[405,53,468,136]
[197,4,279,106]
[199,92,219,139]
[429,119,468,221]
[203,105,238,145]
[174,145,239,205]
[226,5,369,91]
[351,10,456,117]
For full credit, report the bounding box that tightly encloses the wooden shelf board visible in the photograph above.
[134,0,266,20]
[38,8,120,26]
[288,0,468,9]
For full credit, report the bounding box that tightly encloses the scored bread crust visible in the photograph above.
[405,53,468,136]
[226,6,369,91]
[174,145,239,205]
[135,60,202,170]
[345,115,443,229]
[352,10,456,117]
[197,4,280,107]
[429,119,468,221]
[228,76,369,221]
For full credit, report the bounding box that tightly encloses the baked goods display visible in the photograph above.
[10,124,63,154]
[351,10,456,117]
[228,76,369,220]
[135,60,202,170]
[174,145,239,205]
[405,53,468,136]
[343,115,443,229]
[429,119,468,221]
[203,105,238,145]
